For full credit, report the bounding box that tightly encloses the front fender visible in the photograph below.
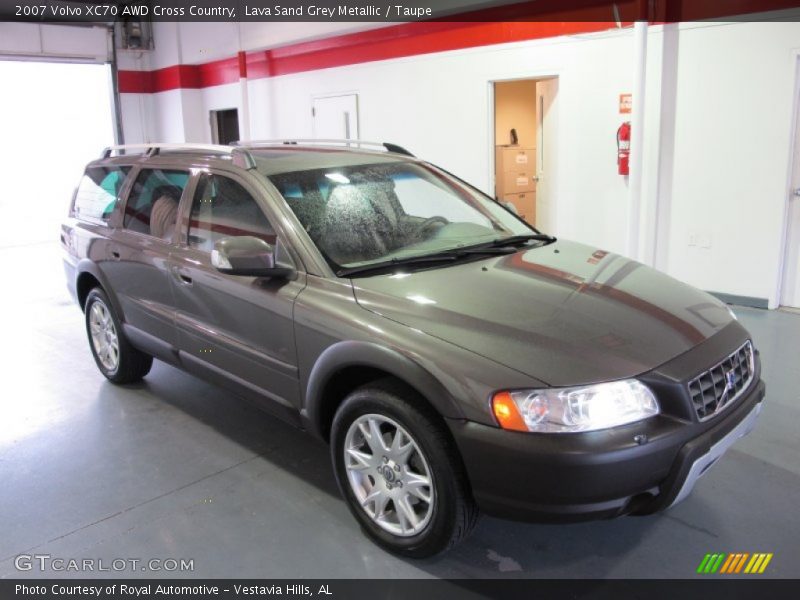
[302,340,466,438]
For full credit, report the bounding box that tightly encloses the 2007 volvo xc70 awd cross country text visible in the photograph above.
[62,141,765,557]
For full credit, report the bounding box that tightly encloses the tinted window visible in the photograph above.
[73,166,130,223]
[188,174,276,253]
[123,169,189,239]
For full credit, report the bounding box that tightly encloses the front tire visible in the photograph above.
[331,380,478,557]
[84,288,152,384]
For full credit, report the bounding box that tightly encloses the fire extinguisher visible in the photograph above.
[617,121,631,176]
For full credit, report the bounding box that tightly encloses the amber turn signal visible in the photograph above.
[491,391,528,432]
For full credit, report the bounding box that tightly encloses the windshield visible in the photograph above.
[265,160,534,271]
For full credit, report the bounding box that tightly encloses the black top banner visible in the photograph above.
[1,0,800,23]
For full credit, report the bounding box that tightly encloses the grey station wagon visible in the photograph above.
[62,141,765,557]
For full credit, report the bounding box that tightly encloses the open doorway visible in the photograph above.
[0,60,115,248]
[210,108,240,145]
[492,77,558,231]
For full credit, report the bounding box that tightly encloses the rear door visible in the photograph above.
[102,167,191,357]
[168,169,306,420]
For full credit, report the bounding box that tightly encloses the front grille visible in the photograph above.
[688,340,755,421]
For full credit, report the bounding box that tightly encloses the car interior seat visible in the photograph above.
[322,183,390,265]
[149,185,181,240]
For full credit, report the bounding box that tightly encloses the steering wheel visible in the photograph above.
[413,216,449,238]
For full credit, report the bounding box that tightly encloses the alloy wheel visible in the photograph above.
[343,413,435,537]
[89,300,119,372]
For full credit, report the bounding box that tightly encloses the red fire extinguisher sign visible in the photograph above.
[617,121,631,176]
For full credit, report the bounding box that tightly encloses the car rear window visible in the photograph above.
[72,166,131,223]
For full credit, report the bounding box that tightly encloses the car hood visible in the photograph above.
[351,240,734,386]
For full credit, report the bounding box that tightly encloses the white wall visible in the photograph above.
[121,20,800,308]
[653,22,798,306]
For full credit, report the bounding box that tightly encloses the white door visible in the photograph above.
[780,98,800,308]
[535,77,559,234]
[312,94,359,140]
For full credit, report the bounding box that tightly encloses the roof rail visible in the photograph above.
[100,143,256,169]
[232,139,415,158]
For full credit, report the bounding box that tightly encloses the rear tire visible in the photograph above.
[331,379,478,557]
[84,288,152,384]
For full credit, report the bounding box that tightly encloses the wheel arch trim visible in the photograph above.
[76,259,124,318]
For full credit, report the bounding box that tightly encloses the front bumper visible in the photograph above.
[449,378,765,522]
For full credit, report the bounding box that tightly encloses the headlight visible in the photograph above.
[491,379,659,433]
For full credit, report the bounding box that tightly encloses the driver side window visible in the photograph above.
[188,173,276,253]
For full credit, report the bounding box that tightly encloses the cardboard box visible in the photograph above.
[502,192,536,225]
[497,170,535,196]
[496,146,537,196]
[496,146,536,171]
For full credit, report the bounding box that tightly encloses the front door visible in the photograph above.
[168,171,306,418]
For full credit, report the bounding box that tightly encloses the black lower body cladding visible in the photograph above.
[449,378,765,522]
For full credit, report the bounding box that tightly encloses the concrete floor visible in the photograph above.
[1,241,799,579]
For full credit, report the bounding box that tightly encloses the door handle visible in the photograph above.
[172,267,193,286]
[793,188,800,197]
[111,250,121,260]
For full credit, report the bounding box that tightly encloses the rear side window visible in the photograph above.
[123,169,189,239]
[72,166,130,223]
[188,173,276,253]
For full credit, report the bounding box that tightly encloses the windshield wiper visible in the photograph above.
[336,246,516,277]
[489,233,557,247]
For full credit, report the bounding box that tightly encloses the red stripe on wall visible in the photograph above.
[116,0,800,94]
[117,69,152,94]
[237,51,248,79]
[118,20,611,93]
[250,21,614,79]
[198,56,240,87]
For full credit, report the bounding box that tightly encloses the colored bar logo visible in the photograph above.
[697,552,773,574]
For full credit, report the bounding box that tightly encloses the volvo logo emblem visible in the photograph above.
[381,466,396,482]
[719,369,737,406]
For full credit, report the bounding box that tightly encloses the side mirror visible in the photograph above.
[501,201,519,216]
[211,236,294,278]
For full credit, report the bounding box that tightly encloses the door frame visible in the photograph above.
[487,71,560,228]
[775,50,800,308]
[311,91,360,140]
[209,107,239,145]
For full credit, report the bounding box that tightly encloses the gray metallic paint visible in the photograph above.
[63,150,737,427]
[61,147,761,521]
[351,240,735,386]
